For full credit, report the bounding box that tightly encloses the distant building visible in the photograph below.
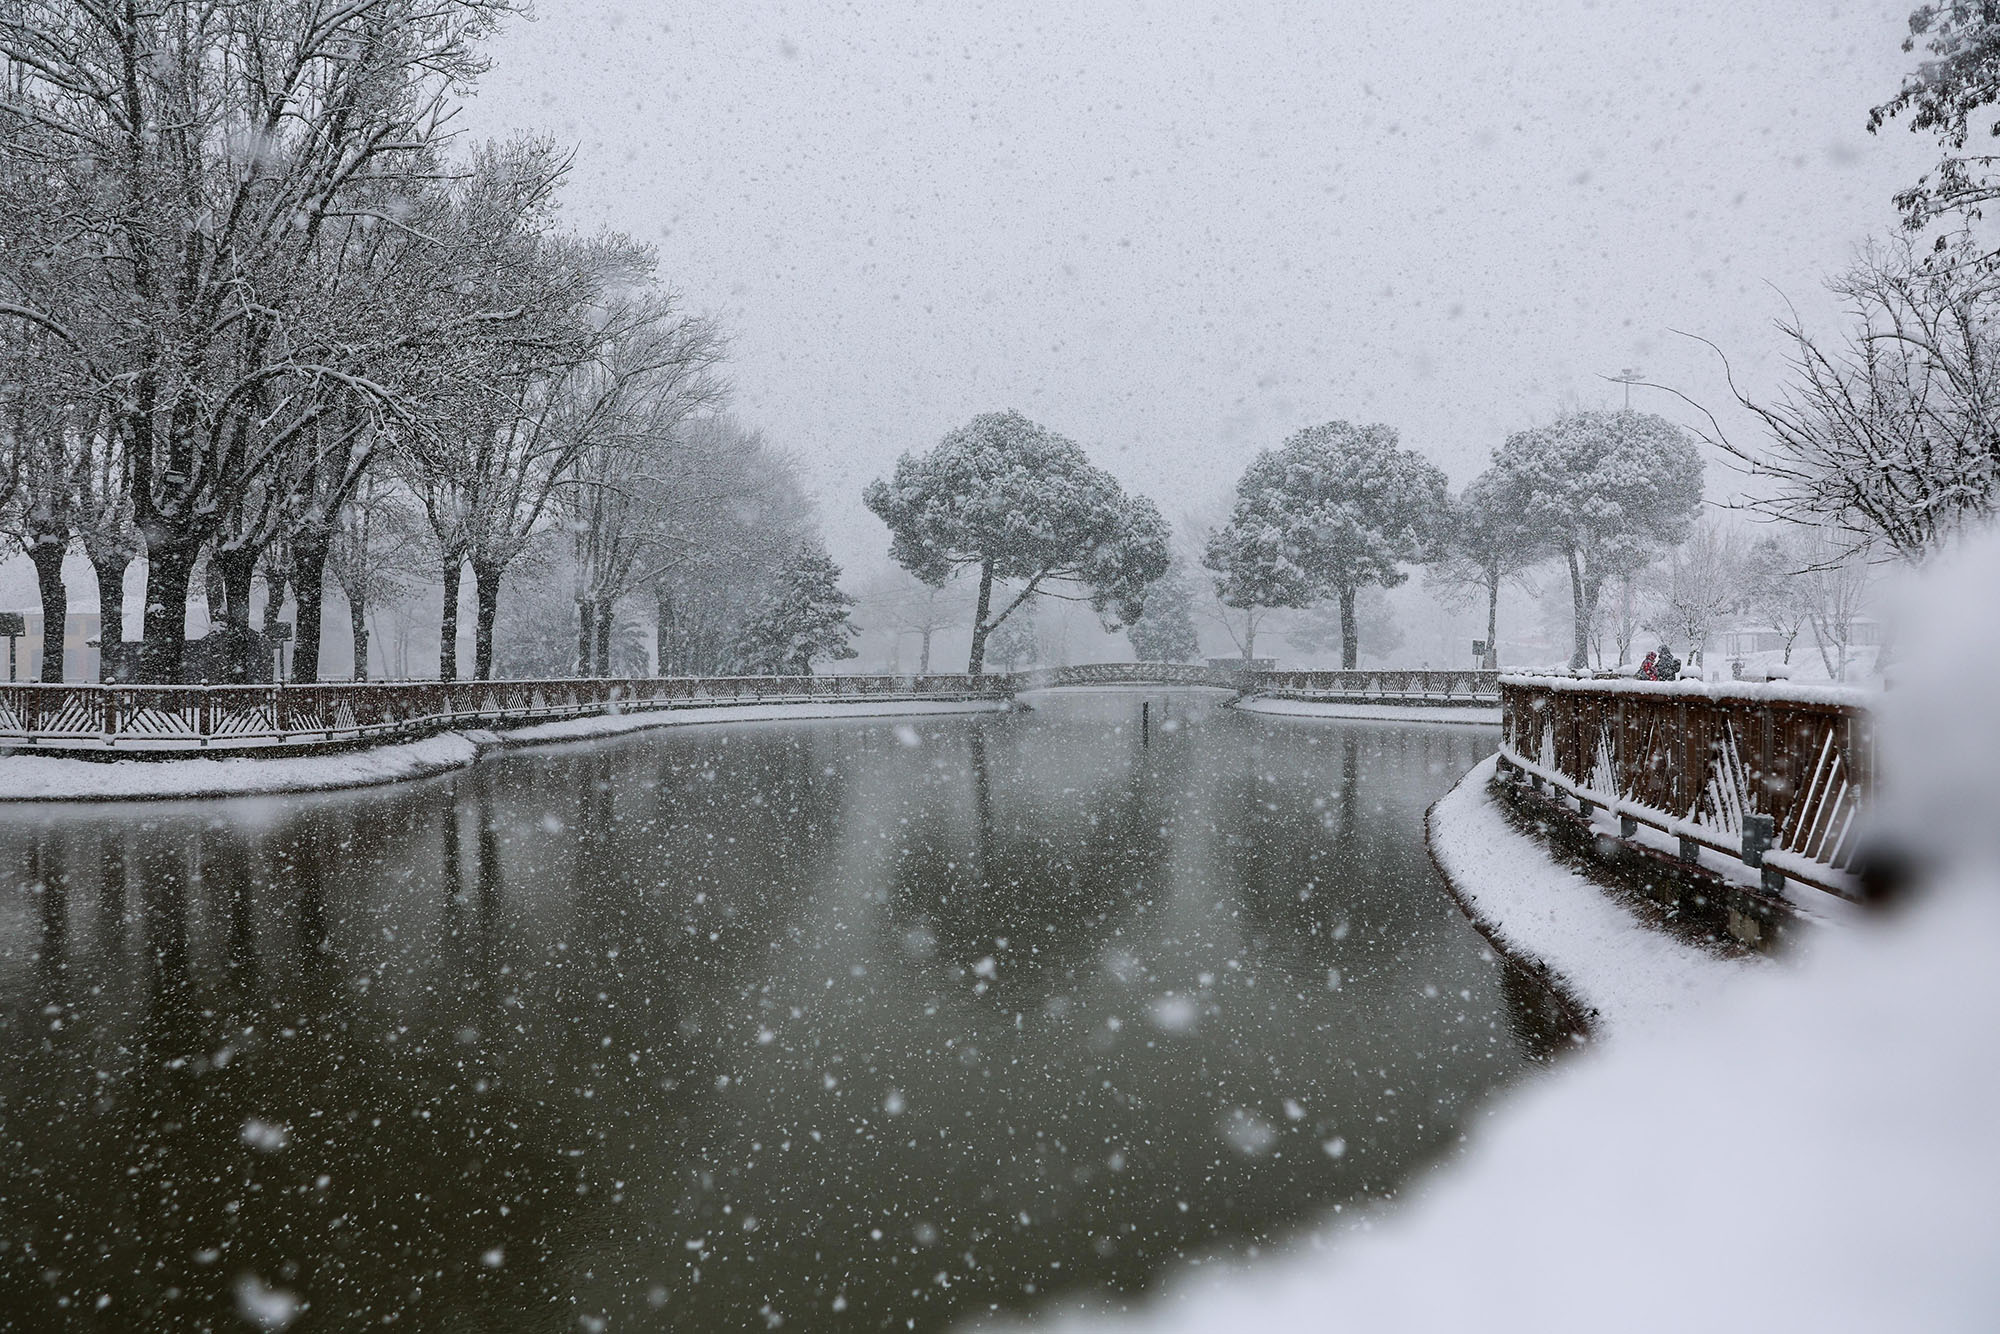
[6,612,105,682]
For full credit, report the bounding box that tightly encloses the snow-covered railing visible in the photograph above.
[1008,662,1500,702]
[1496,673,1875,901]
[1010,661,1252,690]
[1251,668,1499,705]
[0,674,1008,754]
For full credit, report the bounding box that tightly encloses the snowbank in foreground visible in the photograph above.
[1234,697,1501,727]
[0,698,1010,801]
[1428,755,1747,1039]
[995,527,2000,1333]
[1018,873,1999,1334]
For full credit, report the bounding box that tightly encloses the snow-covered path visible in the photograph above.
[0,698,1010,801]
[1426,754,1749,1039]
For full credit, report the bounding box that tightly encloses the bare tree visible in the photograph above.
[1739,531,1817,666]
[1643,517,1742,670]
[328,475,429,680]
[0,0,519,681]
[1800,533,1874,681]
[650,420,815,677]
[1589,563,1657,670]
[0,362,81,679]
[864,569,972,675]
[1675,240,2000,562]
[562,309,728,676]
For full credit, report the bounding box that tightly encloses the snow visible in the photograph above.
[1428,755,1748,1038]
[1019,877,2000,1333]
[992,525,2000,1334]
[0,731,481,802]
[0,698,1009,801]
[1498,672,1872,709]
[1233,697,1501,727]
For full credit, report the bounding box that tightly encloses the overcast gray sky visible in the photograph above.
[463,1,1935,573]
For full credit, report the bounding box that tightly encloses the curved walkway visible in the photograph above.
[0,698,1008,802]
[1426,755,1748,1040]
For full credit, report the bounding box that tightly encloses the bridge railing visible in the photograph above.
[1006,663,1500,701]
[1009,662,1251,690]
[0,674,1007,753]
[1496,673,1874,901]
[1249,668,1499,704]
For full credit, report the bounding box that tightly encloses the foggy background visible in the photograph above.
[464,0,1934,571]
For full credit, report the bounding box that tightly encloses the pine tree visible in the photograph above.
[1126,560,1201,662]
[863,411,1170,675]
[1204,420,1449,668]
[729,545,859,676]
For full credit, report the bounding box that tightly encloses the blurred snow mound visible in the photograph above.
[1004,524,2000,1333]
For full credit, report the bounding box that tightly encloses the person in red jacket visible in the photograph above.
[1637,651,1659,680]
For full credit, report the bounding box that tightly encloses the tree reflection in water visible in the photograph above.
[0,694,1568,1332]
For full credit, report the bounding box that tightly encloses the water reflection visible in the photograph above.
[0,693,1562,1332]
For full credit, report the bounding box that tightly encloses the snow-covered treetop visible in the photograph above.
[1204,419,1450,611]
[862,410,1169,627]
[1486,410,1704,584]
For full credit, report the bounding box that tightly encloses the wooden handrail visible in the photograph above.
[0,664,1504,755]
[1496,675,1874,902]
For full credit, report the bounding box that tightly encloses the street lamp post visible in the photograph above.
[1606,367,1645,410]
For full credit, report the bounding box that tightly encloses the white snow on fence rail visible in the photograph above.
[0,699,1010,801]
[1499,671,1873,709]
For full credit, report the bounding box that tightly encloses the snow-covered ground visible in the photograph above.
[1234,697,1501,727]
[991,531,2000,1331]
[1428,754,1747,1038]
[0,698,1009,801]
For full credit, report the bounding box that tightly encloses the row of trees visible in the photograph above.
[0,2,850,684]
[861,406,1711,677]
[1198,410,1704,672]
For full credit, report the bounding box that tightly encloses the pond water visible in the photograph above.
[0,691,1567,1333]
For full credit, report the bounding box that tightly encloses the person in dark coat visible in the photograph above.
[1637,651,1658,680]
[1653,645,1682,680]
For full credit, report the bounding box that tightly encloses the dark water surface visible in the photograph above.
[0,692,1565,1332]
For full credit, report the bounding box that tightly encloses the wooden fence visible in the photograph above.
[0,664,1503,758]
[1496,674,1873,901]
[1013,662,1499,703]
[0,674,1006,754]
[1252,668,1498,705]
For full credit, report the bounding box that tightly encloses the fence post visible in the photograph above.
[1741,813,1775,869]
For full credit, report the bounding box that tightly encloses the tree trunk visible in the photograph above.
[90,551,130,682]
[967,561,994,676]
[1242,616,1255,664]
[575,597,595,677]
[594,601,614,678]
[1339,585,1359,670]
[472,563,502,681]
[214,549,259,683]
[918,627,933,675]
[440,558,463,682]
[290,536,329,684]
[27,537,67,683]
[206,560,226,626]
[139,544,199,684]
[1484,574,1500,670]
[654,586,672,676]
[349,593,370,681]
[1566,550,1591,671]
